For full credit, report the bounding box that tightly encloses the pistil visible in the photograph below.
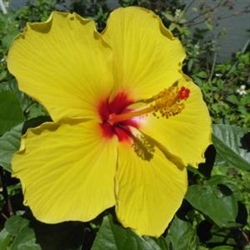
[108,105,153,125]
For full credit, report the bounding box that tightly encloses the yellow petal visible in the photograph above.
[12,121,118,223]
[7,12,113,121]
[115,142,187,236]
[102,7,185,100]
[141,77,212,167]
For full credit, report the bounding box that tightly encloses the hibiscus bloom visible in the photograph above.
[7,7,211,236]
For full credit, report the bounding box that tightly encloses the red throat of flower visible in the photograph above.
[98,92,138,142]
[98,85,190,142]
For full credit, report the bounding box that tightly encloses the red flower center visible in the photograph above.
[98,86,190,142]
[98,92,139,142]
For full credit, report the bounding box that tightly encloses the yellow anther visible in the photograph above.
[108,85,190,124]
[151,86,185,119]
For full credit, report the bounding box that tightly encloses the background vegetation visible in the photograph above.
[0,0,249,249]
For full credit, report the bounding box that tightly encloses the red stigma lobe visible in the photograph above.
[178,87,190,100]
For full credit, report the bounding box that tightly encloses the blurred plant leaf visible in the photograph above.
[162,12,175,21]
[212,125,250,171]
[0,91,25,135]
[226,95,238,105]
[0,123,22,171]
[92,215,167,250]
[211,246,234,250]
[165,216,199,250]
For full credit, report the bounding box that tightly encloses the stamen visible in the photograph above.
[108,85,190,124]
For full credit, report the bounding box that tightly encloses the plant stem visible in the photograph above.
[0,0,7,14]
[208,52,217,84]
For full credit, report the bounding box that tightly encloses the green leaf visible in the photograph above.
[91,215,167,250]
[226,95,238,104]
[0,91,25,135]
[196,71,208,79]
[211,246,234,250]
[5,215,29,236]
[207,175,240,198]
[11,226,41,250]
[4,215,41,250]
[0,80,33,112]
[0,123,22,171]
[185,183,238,227]
[0,228,12,249]
[169,23,178,31]
[162,12,175,21]
[165,216,199,250]
[212,125,250,171]
[0,71,7,82]
[26,102,48,119]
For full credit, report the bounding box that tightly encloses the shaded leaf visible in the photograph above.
[5,215,29,236]
[4,215,41,250]
[0,228,12,249]
[11,226,41,250]
[226,95,238,105]
[0,80,32,112]
[0,91,25,135]
[32,220,87,250]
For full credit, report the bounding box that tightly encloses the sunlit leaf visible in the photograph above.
[212,125,250,171]
[165,216,199,250]
[0,123,22,171]
[185,182,238,227]
[92,215,167,250]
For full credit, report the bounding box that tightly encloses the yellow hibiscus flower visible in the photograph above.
[7,7,211,236]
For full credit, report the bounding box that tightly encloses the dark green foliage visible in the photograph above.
[0,0,249,249]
